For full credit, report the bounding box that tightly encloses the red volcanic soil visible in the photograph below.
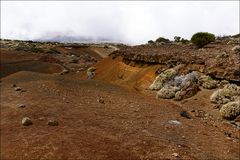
[1,71,239,159]
[0,40,240,160]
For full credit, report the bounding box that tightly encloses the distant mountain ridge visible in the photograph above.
[34,35,119,44]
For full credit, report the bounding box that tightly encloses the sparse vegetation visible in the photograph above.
[174,36,181,42]
[30,46,44,53]
[46,48,61,54]
[155,37,170,43]
[1,35,240,159]
[210,84,240,104]
[174,36,189,44]
[149,68,177,90]
[199,75,218,89]
[148,40,154,44]
[220,101,240,119]
[191,32,215,48]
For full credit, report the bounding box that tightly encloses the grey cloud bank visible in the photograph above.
[1,1,239,44]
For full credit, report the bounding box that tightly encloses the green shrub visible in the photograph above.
[148,40,154,44]
[47,48,61,54]
[174,36,181,42]
[191,32,215,48]
[30,47,44,53]
[232,33,240,38]
[180,38,189,44]
[174,36,189,44]
[155,37,170,43]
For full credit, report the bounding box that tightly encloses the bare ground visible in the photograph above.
[0,40,240,159]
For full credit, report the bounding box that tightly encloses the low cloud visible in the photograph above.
[1,1,239,44]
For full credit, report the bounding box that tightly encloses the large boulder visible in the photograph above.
[210,84,240,104]
[220,101,240,119]
[149,68,177,90]
[155,71,200,100]
[174,81,200,101]
[171,72,200,101]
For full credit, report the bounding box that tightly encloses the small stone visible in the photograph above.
[39,117,45,121]
[213,104,221,109]
[22,117,32,126]
[11,84,16,88]
[47,120,59,126]
[172,153,179,157]
[224,132,232,137]
[168,120,181,125]
[60,69,69,75]
[17,104,26,108]
[15,87,22,91]
[232,45,240,52]
[180,111,191,119]
[97,97,104,104]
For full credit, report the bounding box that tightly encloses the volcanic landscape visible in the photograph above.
[0,37,240,160]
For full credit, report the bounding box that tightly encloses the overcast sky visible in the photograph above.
[1,1,239,44]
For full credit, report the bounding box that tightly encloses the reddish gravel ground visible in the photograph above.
[1,71,239,160]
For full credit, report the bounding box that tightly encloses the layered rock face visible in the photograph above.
[111,43,240,83]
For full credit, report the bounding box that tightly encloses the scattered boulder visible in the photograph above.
[97,97,105,104]
[172,153,179,158]
[60,69,69,75]
[216,52,229,58]
[11,84,16,88]
[168,120,181,125]
[210,84,240,104]
[180,111,191,119]
[22,117,32,126]
[149,68,177,90]
[17,104,26,108]
[47,120,59,126]
[39,117,45,121]
[192,110,207,118]
[174,81,200,101]
[220,101,240,119]
[15,87,22,91]
[231,45,240,52]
